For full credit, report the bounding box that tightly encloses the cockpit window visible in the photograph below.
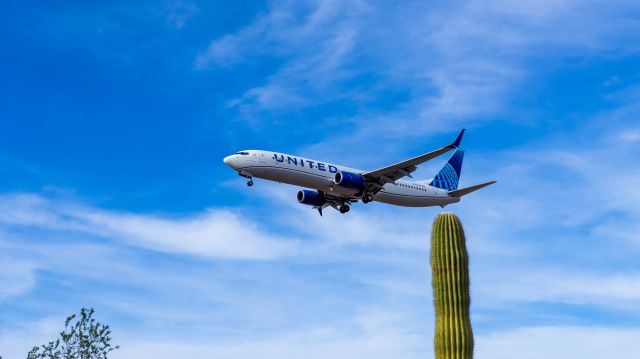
[235,151,250,155]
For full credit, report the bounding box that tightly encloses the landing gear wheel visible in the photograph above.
[362,193,374,204]
[339,204,350,214]
[247,179,254,187]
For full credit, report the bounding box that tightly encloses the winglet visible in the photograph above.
[449,129,465,148]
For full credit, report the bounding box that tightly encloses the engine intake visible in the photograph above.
[334,171,365,192]
[297,190,326,206]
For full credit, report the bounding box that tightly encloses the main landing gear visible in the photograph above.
[339,204,351,214]
[362,193,374,204]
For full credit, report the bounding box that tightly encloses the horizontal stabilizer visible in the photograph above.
[447,181,496,197]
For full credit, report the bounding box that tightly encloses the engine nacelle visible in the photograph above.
[334,171,365,192]
[297,190,326,206]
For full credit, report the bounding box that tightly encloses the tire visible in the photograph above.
[247,180,254,187]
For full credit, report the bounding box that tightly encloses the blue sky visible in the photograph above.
[1,0,640,358]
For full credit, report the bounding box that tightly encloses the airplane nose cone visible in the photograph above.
[223,155,238,169]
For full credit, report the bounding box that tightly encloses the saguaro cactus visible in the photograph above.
[431,212,474,359]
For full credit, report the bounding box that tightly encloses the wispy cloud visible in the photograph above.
[0,316,62,359]
[475,270,640,308]
[197,0,640,141]
[476,326,640,359]
[197,0,369,123]
[2,306,431,359]
[0,252,36,300]
[0,193,298,260]
[118,325,640,359]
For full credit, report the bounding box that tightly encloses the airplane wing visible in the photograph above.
[362,129,465,191]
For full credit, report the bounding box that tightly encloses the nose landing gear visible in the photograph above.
[238,171,254,187]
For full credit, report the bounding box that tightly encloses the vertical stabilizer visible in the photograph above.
[429,149,464,191]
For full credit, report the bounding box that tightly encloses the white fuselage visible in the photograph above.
[223,150,459,207]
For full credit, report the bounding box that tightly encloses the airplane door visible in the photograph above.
[259,152,267,164]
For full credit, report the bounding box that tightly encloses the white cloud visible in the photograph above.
[0,255,36,300]
[109,306,430,359]
[0,307,429,359]
[196,1,366,69]
[140,325,640,359]
[0,193,298,260]
[620,128,640,143]
[476,326,640,359]
[196,0,640,140]
[0,317,62,359]
[474,269,640,309]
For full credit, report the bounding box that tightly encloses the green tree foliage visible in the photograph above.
[27,308,118,359]
[431,212,474,359]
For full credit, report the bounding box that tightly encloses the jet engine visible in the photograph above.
[297,190,326,206]
[333,171,365,193]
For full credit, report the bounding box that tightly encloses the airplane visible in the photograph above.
[223,129,495,215]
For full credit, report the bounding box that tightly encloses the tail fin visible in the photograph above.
[430,149,464,191]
